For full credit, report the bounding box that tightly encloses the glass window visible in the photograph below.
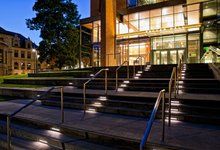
[127,0,137,7]
[162,15,173,28]
[27,51,31,59]
[14,50,19,57]
[162,6,173,15]
[163,36,174,49]
[129,20,139,33]
[150,9,161,17]
[14,62,19,69]
[0,49,3,64]
[27,63,31,70]
[140,19,149,31]
[21,62,25,70]
[203,29,217,43]
[129,13,139,21]
[152,37,162,50]
[139,11,149,19]
[188,11,199,25]
[187,4,199,11]
[119,22,129,34]
[150,17,161,29]
[92,21,101,43]
[175,35,186,48]
[21,51,25,58]
[203,1,217,17]
[174,5,184,13]
[174,13,185,26]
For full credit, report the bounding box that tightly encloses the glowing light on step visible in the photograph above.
[93,102,102,107]
[39,139,48,144]
[51,127,60,132]
[165,117,180,123]
[37,95,40,97]
[123,80,130,84]
[136,73,141,77]
[120,84,127,87]
[118,88,124,92]
[171,108,179,113]
[138,71,143,74]
[86,108,97,113]
[69,82,73,85]
[179,81,183,84]
[134,76,139,79]
[98,96,107,101]
[178,85,183,88]
[90,74,94,77]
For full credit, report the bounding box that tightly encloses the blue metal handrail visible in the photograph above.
[140,89,166,150]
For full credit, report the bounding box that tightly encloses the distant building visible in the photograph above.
[0,27,37,75]
[80,0,220,67]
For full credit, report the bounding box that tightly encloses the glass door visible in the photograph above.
[170,50,177,64]
[161,51,168,64]
[154,51,160,64]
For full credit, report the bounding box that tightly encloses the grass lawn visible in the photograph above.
[0,74,44,88]
[0,74,28,83]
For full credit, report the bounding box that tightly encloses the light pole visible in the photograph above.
[32,48,38,74]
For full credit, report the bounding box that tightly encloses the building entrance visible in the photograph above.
[153,49,184,64]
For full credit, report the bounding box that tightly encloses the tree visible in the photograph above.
[26,0,80,69]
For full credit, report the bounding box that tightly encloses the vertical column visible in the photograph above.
[101,0,116,66]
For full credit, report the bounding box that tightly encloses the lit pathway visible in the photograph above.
[0,99,220,150]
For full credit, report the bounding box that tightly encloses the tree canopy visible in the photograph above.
[26,0,80,69]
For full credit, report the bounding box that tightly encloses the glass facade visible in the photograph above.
[127,0,168,7]
[116,4,200,37]
[116,4,201,65]
[92,21,101,43]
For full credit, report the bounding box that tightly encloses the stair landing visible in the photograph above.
[0,99,220,150]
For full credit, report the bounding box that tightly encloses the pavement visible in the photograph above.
[0,99,220,150]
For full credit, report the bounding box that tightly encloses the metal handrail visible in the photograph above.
[168,67,177,127]
[83,68,109,114]
[6,86,64,150]
[140,89,166,150]
[133,56,144,77]
[115,61,129,91]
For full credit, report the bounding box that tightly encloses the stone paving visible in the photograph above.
[0,99,220,150]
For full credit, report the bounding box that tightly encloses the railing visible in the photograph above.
[168,67,177,127]
[115,61,129,91]
[5,86,64,150]
[140,89,166,150]
[83,68,109,114]
[106,53,121,66]
[133,56,145,77]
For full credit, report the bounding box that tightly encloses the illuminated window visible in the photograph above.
[150,17,161,29]
[27,63,31,70]
[162,15,173,28]
[21,62,25,70]
[162,6,173,15]
[187,11,199,25]
[92,21,101,43]
[174,13,185,26]
[140,18,149,31]
[152,37,162,49]
[163,36,174,49]
[203,0,217,17]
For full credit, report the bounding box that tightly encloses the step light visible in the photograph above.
[51,127,60,132]
[171,108,179,113]
[178,81,184,84]
[123,80,130,84]
[93,102,102,107]
[120,84,127,87]
[98,96,107,101]
[136,73,141,77]
[134,76,139,79]
[39,139,48,144]
[138,71,143,74]
[69,82,73,85]
[90,74,94,77]
[86,108,96,113]
[118,88,124,92]
[178,85,183,88]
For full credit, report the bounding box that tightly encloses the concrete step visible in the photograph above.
[0,121,117,150]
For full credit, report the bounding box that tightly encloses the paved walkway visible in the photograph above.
[0,100,220,150]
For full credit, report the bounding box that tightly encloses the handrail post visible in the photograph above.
[133,62,135,77]
[116,70,118,91]
[60,87,64,123]
[7,115,11,150]
[105,69,108,95]
[127,61,129,79]
[162,91,165,142]
[168,83,171,127]
[174,68,177,99]
[83,84,86,114]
